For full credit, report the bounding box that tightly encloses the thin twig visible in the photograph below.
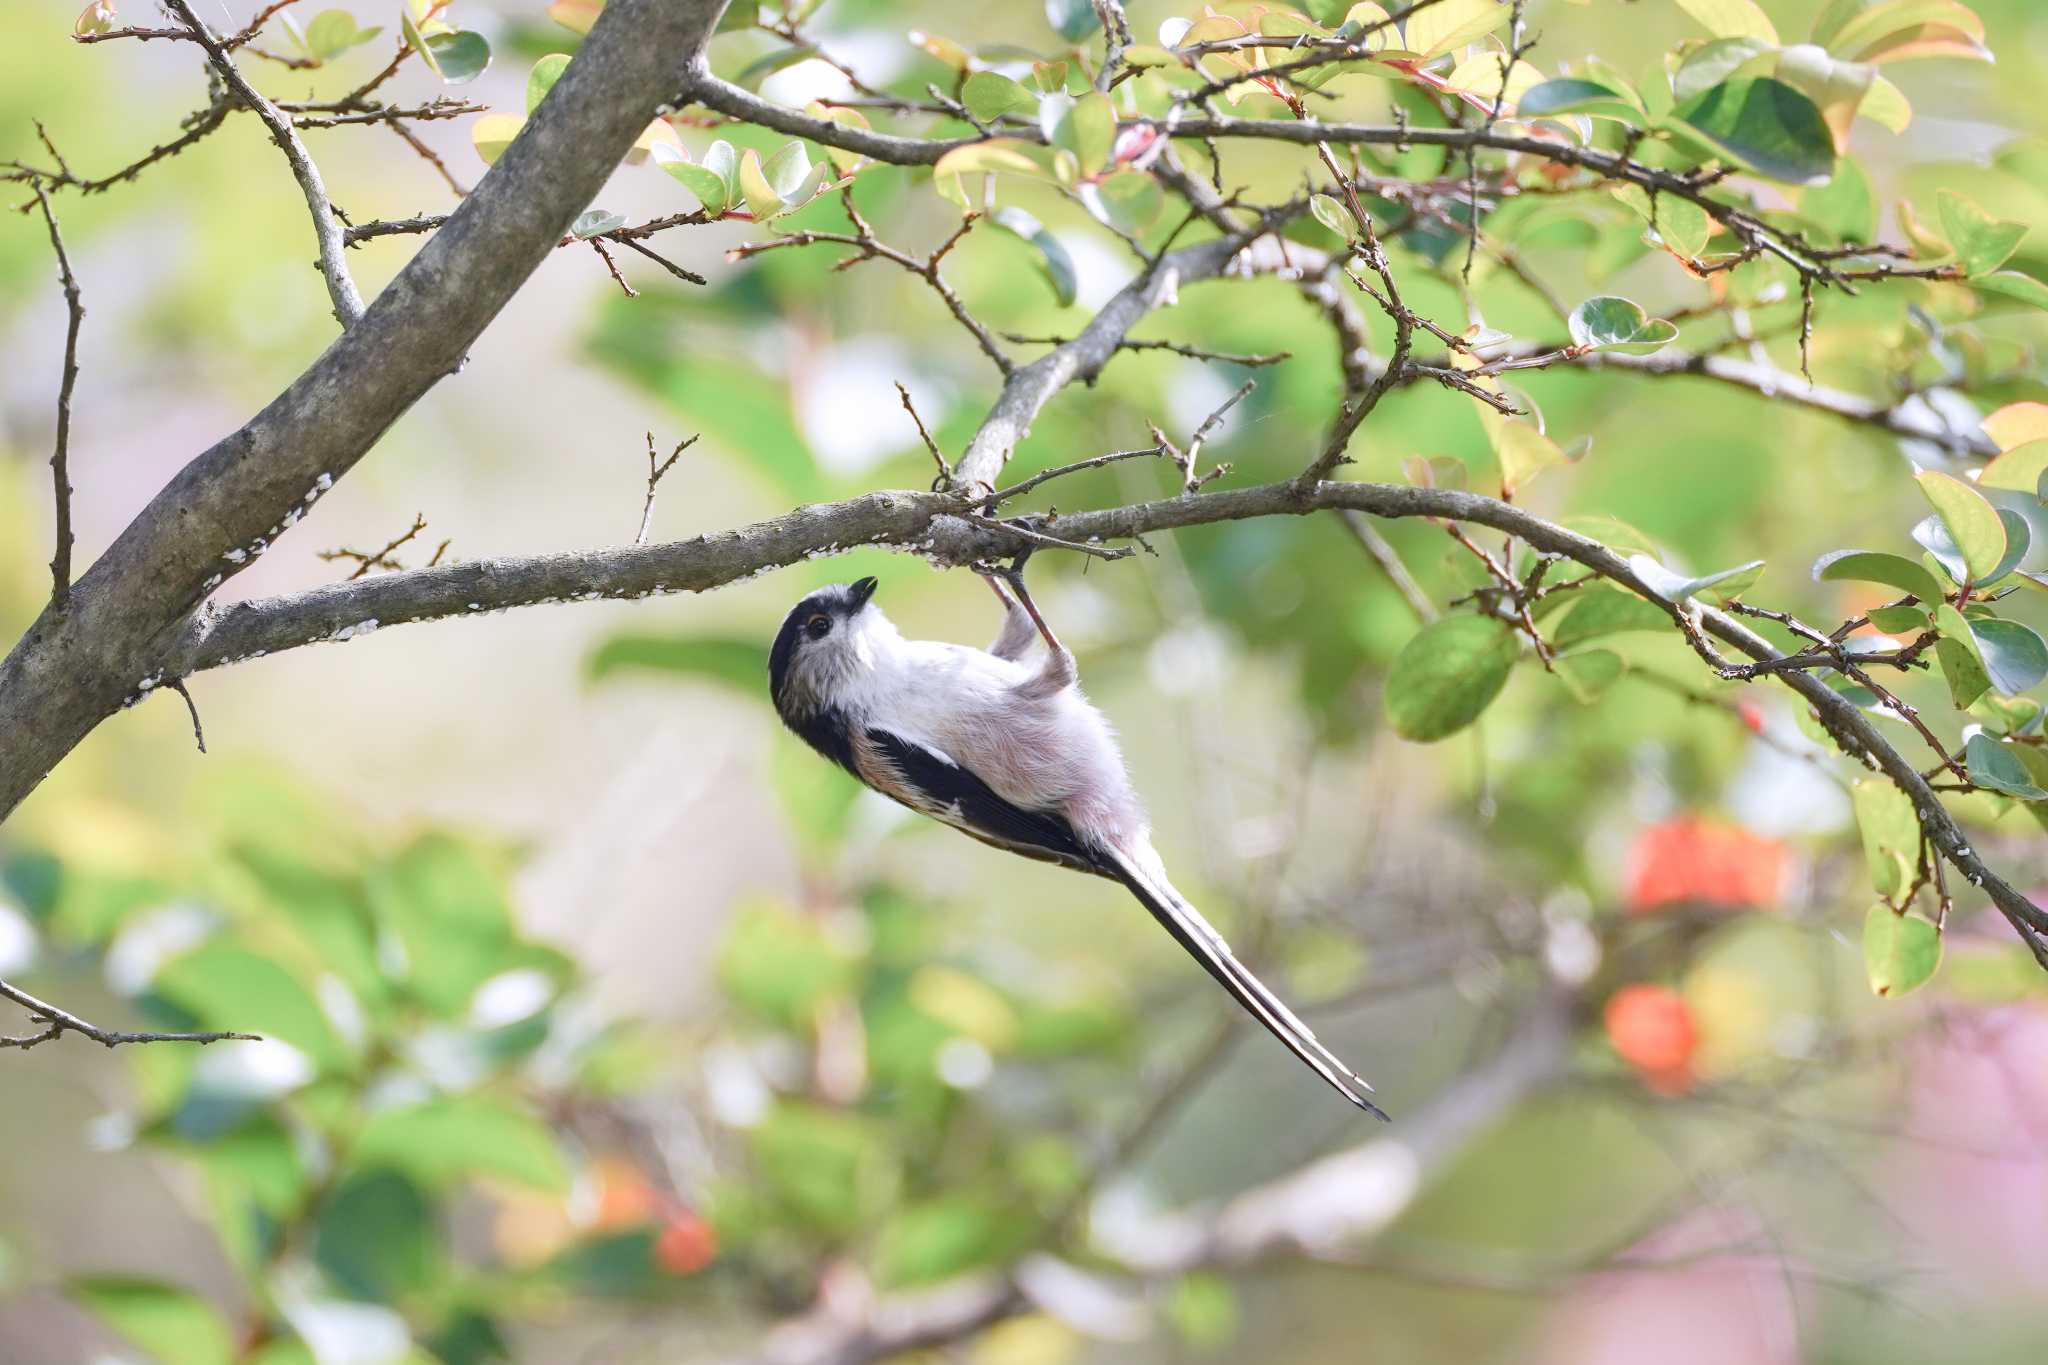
[638,432,699,545]
[165,677,206,753]
[896,382,950,484]
[26,182,82,610]
[0,978,255,1050]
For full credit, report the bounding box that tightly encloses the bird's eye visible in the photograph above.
[805,614,831,640]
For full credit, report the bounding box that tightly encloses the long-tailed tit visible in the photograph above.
[768,561,1386,1119]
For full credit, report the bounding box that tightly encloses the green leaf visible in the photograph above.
[470,113,523,166]
[1935,603,1992,707]
[1850,779,1918,901]
[426,30,490,84]
[1404,0,1512,59]
[1669,77,1836,184]
[876,1197,1005,1287]
[761,142,813,200]
[1676,0,1778,43]
[1812,548,1944,604]
[1966,733,2048,799]
[736,147,784,219]
[71,1279,234,1365]
[962,70,1037,123]
[1551,587,1671,646]
[400,7,440,77]
[1611,185,1712,258]
[1936,189,2027,277]
[367,835,516,1017]
[1568,296,1679,355]
[1971,619,2048,696]
[153,942,344,1068]
[570,209,626,240]
[1672,36,1777,103]
[352,1097,571,1192]
[1383,616,1520,741]
[527,52,571,114]
[1049,92,1115,177]
[1863,905,1941,997]
[314,1169,441,1301]
[651,145,731,214]
[1974,270,2048,313]
[990,207,1077,307]
[752,1103,897,1235]
[1915,470,2006,583]
[1085,171,1165,236]
[1978,440,2048,496]
[1867,603,1930,633]
[1518,78,1644,122]
[1045,0,1102,43]
[304,11,382,61]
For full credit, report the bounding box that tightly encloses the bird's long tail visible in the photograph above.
[1099,843,1389,1120]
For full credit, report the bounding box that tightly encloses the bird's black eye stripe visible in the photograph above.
[806,614,832,640]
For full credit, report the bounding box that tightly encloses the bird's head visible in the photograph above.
[768,575,890,716]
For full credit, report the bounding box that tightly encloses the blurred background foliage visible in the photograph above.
[4,1,2048,1363]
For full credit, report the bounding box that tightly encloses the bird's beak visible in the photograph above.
[849,576,879,609]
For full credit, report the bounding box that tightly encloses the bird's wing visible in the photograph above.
[852,726,1100,875]
[1098,846,1389,1120]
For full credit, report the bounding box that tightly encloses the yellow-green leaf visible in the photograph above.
[1914,470,2005,582]
[1863,904,1940,997]
[1676,0,1779,44]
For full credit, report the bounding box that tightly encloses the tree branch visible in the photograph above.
[0,0,735,823]
[0,978,255,1050]
[25,183,83,610]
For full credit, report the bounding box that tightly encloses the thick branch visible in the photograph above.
[160,475,2048,960]
[0,0,733,823]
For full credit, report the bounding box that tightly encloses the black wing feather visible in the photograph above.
[860,727,1099,874]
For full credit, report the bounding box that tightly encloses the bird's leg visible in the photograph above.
[996,549,1076,697]
[977,569,1037,661]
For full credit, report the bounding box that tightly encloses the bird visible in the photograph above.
[766,559,1387,1119]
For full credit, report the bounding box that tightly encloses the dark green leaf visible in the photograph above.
[1669,77,1835,184]
[1045,0,1102,43]
[1568,296,1678,355]
[1518,78,1643,121]
[1384,616,1520,741]
[1812,548,1945,604]
[1966,733,2048,799]
[1971,619,2048,696]
[314,1169,441,1302]
[426,30,490,84]
[1867,603,1929,633]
